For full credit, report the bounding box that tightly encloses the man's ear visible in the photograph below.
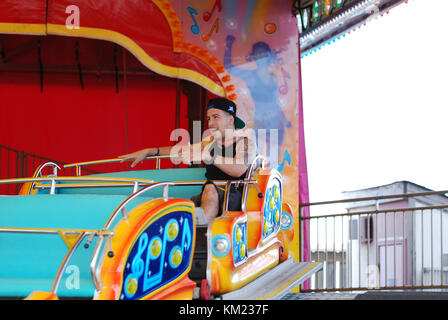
[229,114,235,128]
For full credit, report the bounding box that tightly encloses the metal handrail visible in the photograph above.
[0,227,113,236]
[0,176,256,196]
[299,189,448,293]
[89,178,259,292]
[29,162,61,195]
[32,179,258,202]
[0,176,156,195]
[98,179,257,231]
[90,181,181,291]
[245,155,268,180]
[33,162,61,177]
[241,155,268,213]
[0,176,155,184]
[300,190,448,208]
[300,204,448,220]
[64,155,179,175]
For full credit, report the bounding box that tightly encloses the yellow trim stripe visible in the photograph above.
[0,22,46,35]
[46,24,225,96]
[0,22,225,96]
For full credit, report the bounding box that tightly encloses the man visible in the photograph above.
[118,97,256,223]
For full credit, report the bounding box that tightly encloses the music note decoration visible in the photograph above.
[279,67,291,95]
[202,18,219,42]
[187,6,200,35]
[121,210,193,300]
[277,149,291,172]
[203,0,222,22]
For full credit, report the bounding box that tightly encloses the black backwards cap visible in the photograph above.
[207,98,246,129]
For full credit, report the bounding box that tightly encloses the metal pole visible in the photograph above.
[385,212,387,288]
[393,210,396,287]
[431,208,434,286]
[421,209,424,286]
[51,233,87,294]
[441,209,444,286]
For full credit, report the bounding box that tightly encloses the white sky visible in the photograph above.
[301,0,448,203]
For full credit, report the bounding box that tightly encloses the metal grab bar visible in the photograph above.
[33,179,253,189]
[103,182,175,230]
[34,162,61,178]
[64,155,179,175]
[0,177,155,184]
[18,162,61,195]
[0,227,113,236]
[0,176,257,195]
[90,178,259,291]
[0,176,155,195]
[241,155,268,213]
[245,155,268,180]
[101,180,257,231]
[90,181,175,292]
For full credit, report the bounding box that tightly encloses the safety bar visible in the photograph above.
[241,155,268,213]
[246,155,268,180]
[34,162,61,177]
[0,227,113,235]
[90,181,176,292]
[25,162,62,195]
[64,155,179,176]
[0,176,155,195]
[0,176,261,198]
[90,178,259,292]
[34,180,248,190]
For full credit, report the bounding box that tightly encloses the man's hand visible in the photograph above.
[118,148,150,168]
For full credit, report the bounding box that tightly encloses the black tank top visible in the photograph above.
[205,138,247,181]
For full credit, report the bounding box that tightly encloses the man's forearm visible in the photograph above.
[212,156,249,178]
[145,146,172,156]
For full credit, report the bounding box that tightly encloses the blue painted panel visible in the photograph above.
[120,210,194,300]
[262,178,282,240]
[233,221,248,266]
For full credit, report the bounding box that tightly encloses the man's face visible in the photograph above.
[206,108,234,137]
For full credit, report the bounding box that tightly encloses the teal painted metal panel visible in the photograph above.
[56,168,206,199]
[0,194,144,297]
